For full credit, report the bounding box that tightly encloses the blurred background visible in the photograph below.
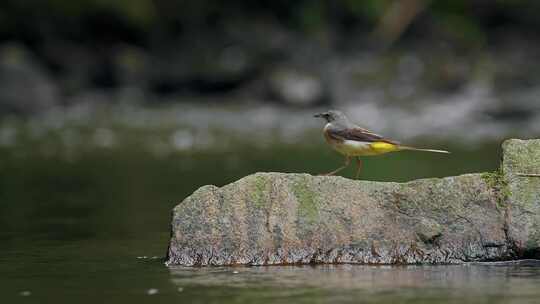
[2,0,540,303]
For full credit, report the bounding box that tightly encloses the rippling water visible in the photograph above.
[169,263,540,304]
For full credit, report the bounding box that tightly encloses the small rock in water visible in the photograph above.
[177,287,184,292]
[19,291,31,296]
[146,288,158,295]
[171,129,194,151]
[232,270,239,274]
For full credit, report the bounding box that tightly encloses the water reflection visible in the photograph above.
[169,264,540,303]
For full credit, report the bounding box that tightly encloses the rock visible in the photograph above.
[166,138,540,266]
[149,42,258,96]
[0,42,59,115]
[167,172,510,266]
[112,44,149,88]
[502,139,540,258]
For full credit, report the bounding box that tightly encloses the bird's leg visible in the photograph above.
[355,157,363,179]
[323,156,350,176]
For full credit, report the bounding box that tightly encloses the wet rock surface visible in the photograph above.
[166,139,540,266]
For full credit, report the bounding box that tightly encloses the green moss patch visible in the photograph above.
[291,176,320,222]
[481,168,510,210]
[249,175,269,208]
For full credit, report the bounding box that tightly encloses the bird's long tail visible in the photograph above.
[398,146,450,154]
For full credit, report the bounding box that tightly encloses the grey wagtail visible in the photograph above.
[314,110,450,178]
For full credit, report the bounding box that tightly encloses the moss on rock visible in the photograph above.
[481,168,510,210]
[291,175,320,223]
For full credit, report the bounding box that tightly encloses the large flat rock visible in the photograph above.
[167,172,510,266]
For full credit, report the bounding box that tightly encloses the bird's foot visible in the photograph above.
[317,172,335,176]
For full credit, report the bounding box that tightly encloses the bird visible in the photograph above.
[314,110,450,178]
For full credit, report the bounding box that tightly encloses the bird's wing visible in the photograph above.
[327,127,400,145]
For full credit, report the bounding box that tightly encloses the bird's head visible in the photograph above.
[314,110,347,123]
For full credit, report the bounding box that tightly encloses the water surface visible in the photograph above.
[3,137,538,303]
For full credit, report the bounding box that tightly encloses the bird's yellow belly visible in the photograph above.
[331,140,399,156]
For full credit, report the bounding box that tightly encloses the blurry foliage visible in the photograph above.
[344,0,391,21]
[52,0,157,26]
[0,0,539,46]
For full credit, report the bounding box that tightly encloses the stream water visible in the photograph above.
[1,123,539,303]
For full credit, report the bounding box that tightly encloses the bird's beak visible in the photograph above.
[314,113,324,118]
